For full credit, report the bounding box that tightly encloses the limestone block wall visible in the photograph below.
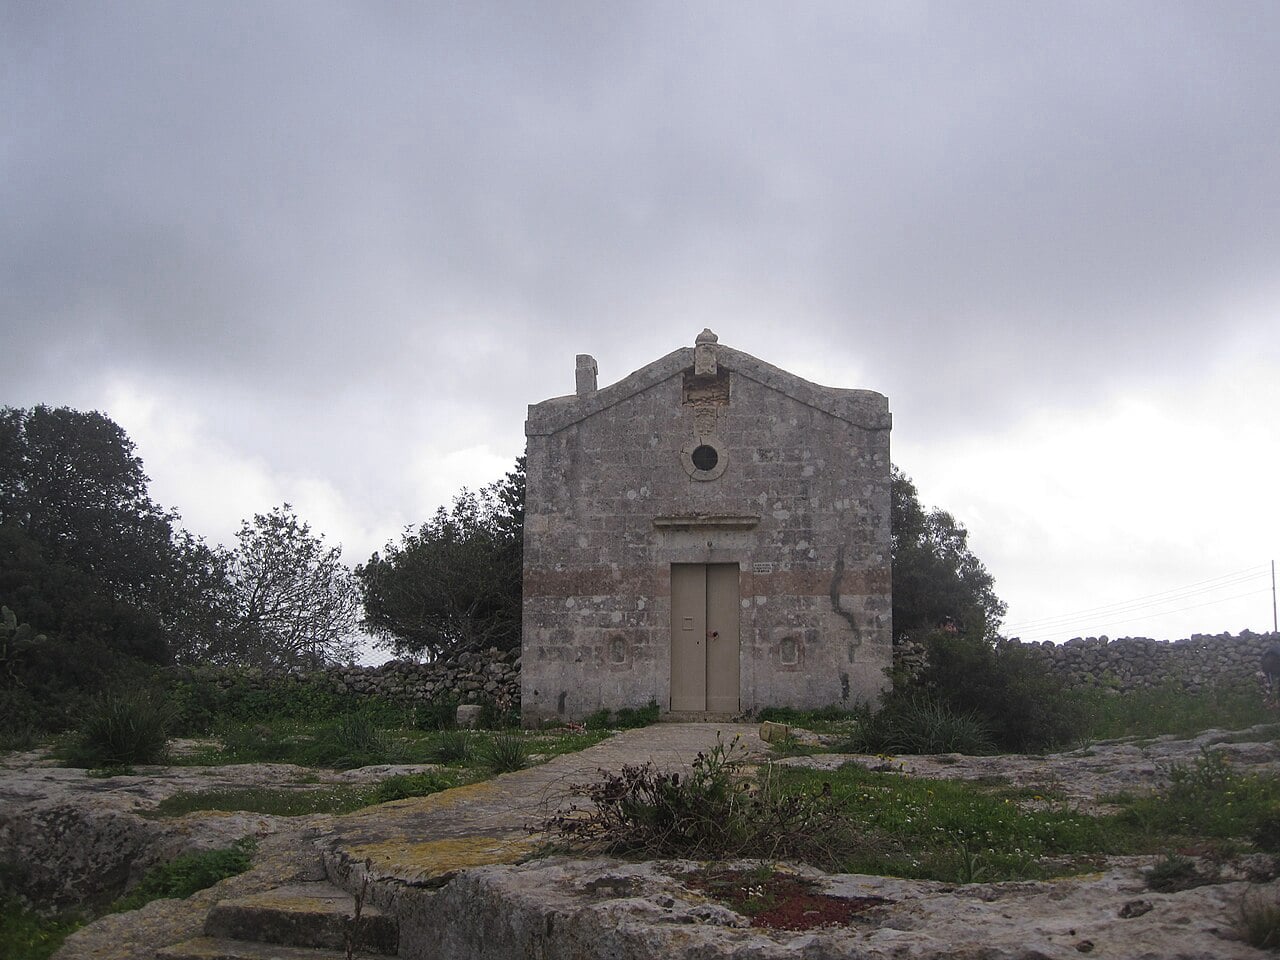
[522,337,892,724]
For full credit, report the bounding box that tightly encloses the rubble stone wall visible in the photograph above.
[894,631,1280,693]
[179,647,521,712]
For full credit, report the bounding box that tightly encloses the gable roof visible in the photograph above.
[526,341,890,437]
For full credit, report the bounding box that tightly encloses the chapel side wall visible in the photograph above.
[521,365,891,725]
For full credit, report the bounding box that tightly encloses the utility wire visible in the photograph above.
[1013,587,1273,641]
[1005,563,1270,630]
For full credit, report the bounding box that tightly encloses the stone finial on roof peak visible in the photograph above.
[695,329,718,375]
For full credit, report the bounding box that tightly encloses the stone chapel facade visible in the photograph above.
[520,330,892,724]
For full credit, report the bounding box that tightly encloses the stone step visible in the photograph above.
[156,937,349,960]
[201,881,398,956]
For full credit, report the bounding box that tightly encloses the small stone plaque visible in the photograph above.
[752,562,774,575]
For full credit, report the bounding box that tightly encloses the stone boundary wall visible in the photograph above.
[895,630,1280,693]
[178,647,521,712]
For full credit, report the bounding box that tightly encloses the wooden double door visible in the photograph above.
[670,563,740,713]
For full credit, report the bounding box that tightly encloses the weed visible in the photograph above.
[430,729,474,763]
[1240,888,1280,951]
[110,840,255,912]
[0,724,40,752]
[1145,853,1214,892]
[583,708,613,731]
[63,688,173,767]
[485,732,528,773]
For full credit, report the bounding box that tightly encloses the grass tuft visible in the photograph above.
[484,732,528,773]
[64,689,173,768]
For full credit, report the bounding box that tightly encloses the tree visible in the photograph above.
[222,505,360,668]
[891,466,1007,642]
[357,458,523,661]
[0,405,180,611]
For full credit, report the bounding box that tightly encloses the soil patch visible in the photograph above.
[682,866,892,931]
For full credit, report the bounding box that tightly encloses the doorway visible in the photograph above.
[670,563,741,712]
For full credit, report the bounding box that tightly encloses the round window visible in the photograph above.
[690,444,719,471]
[681,436,728,480]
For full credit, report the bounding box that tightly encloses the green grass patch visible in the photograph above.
[0,899,83,960]
[756,705,863,735]
[110,840,255,912]
[150,771,460,817]
[174,723,609,770]
[777,763,1143,882]
[1120,748,1280,841]
[1075,684,1274,741]
[583,700,661,730]
[0,841,256,960]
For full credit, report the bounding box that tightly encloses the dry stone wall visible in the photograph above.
[895,630,1280,693]
[180,647,520,712]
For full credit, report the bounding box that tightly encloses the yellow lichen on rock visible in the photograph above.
[345,834,538,883]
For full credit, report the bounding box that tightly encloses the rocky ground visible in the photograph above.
[4,723,1280,959]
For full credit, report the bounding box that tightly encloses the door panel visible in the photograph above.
[670,563,740,713]
[705,564,741,713]
[670,564,707,711]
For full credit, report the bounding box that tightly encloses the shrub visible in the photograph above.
[414,695,459,731]
[846,694,994,755]
[484,732,528,773]
[542,735,864,870]
[65,688,174,767]
[477,698,519,730]
[583,708,613,731]
[911,630,1086,751]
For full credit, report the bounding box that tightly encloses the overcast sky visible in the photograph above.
[4,1,1278,657]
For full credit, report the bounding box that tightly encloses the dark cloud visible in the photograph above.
[4,0,1279,434]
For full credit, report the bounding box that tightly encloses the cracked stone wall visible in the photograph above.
[521,332,892,723]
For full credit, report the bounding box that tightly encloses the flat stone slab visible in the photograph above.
[396,856,1279,960]
[204,881,397,955]
[158,937,348,960]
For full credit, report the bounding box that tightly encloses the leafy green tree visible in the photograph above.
[357,458,523,661]
[223,504,359,667]
[891,466,1007,642]
[0,406,179,610]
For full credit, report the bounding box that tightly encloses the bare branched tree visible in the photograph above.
[226,504,359,667]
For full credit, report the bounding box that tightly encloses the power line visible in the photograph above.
[1004,563,1271,631]
[1013,587,1274,642]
